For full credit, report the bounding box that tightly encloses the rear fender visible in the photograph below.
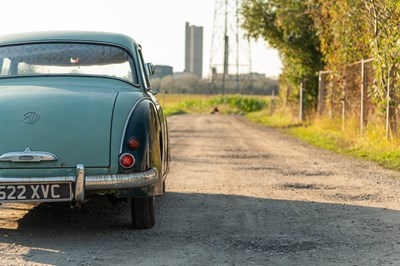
[117,99,162,197]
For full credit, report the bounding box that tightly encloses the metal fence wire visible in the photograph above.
[318,58,396,138]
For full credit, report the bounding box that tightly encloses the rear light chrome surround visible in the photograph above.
[119,153,135,169]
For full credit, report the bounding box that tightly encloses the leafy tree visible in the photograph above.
[311,0,371,70]
[241,0,324,109]
[361,0,400,133]
[312,0,400,132]
[153,73,277,95]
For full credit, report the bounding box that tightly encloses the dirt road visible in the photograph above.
[2,114,400,265]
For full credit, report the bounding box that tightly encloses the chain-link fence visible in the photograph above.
[317,58,399,138]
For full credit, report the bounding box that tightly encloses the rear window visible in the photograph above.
[0,42,138,84]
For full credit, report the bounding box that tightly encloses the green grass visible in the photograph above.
[161,93,400,171]
[285,117,400,170]
[246,108,295,128]
[288,126,348,153]
[161,94,269,116]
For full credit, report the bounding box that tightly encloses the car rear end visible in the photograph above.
[0,32,165,229]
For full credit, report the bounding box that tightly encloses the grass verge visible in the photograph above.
[161,93,400,171]
[288,123,400,170]
[249,109,400,171]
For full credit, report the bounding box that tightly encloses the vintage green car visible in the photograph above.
[0,31,170,229]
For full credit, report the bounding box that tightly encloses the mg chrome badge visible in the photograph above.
[23,112,40,124]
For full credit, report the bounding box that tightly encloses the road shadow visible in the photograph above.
[1,192,400,265]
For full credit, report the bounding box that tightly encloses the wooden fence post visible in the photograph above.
[342,70,346,131]
[386,69,391,141]
[299,81,304,122]
[360,59,365,135]
[318,71,324,115]
[270,90,276,115]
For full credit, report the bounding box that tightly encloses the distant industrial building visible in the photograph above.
[153,65,173,79]
[185,22,203,79]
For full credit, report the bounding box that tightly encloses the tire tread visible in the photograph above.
[131,197,155,229]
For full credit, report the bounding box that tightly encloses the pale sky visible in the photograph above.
[1,0,282,78]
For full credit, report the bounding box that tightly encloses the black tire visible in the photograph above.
[162,180,166,194]
[131,197,155,229]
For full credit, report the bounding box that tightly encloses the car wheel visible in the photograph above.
[131,197,155,229]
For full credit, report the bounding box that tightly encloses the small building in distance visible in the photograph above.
[153,65,173,79]
[185,22,203,79]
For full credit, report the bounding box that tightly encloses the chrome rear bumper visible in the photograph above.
[0,166,158,202]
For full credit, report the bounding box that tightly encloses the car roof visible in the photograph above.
[0,31,139,52]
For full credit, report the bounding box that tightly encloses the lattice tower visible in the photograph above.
[209,0,252,94]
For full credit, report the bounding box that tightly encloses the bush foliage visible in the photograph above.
[241,0,400,114]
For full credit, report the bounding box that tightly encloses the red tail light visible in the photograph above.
[127,137,140,150]
[119,153,135,168]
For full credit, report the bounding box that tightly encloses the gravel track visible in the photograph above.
[2,114,400,265]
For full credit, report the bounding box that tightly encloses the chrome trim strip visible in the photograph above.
[0,168,158,190]
[119,153,136,169]
[0,148,57,163]
[75,164,85,201]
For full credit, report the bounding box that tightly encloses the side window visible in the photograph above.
[138,48,151,88]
